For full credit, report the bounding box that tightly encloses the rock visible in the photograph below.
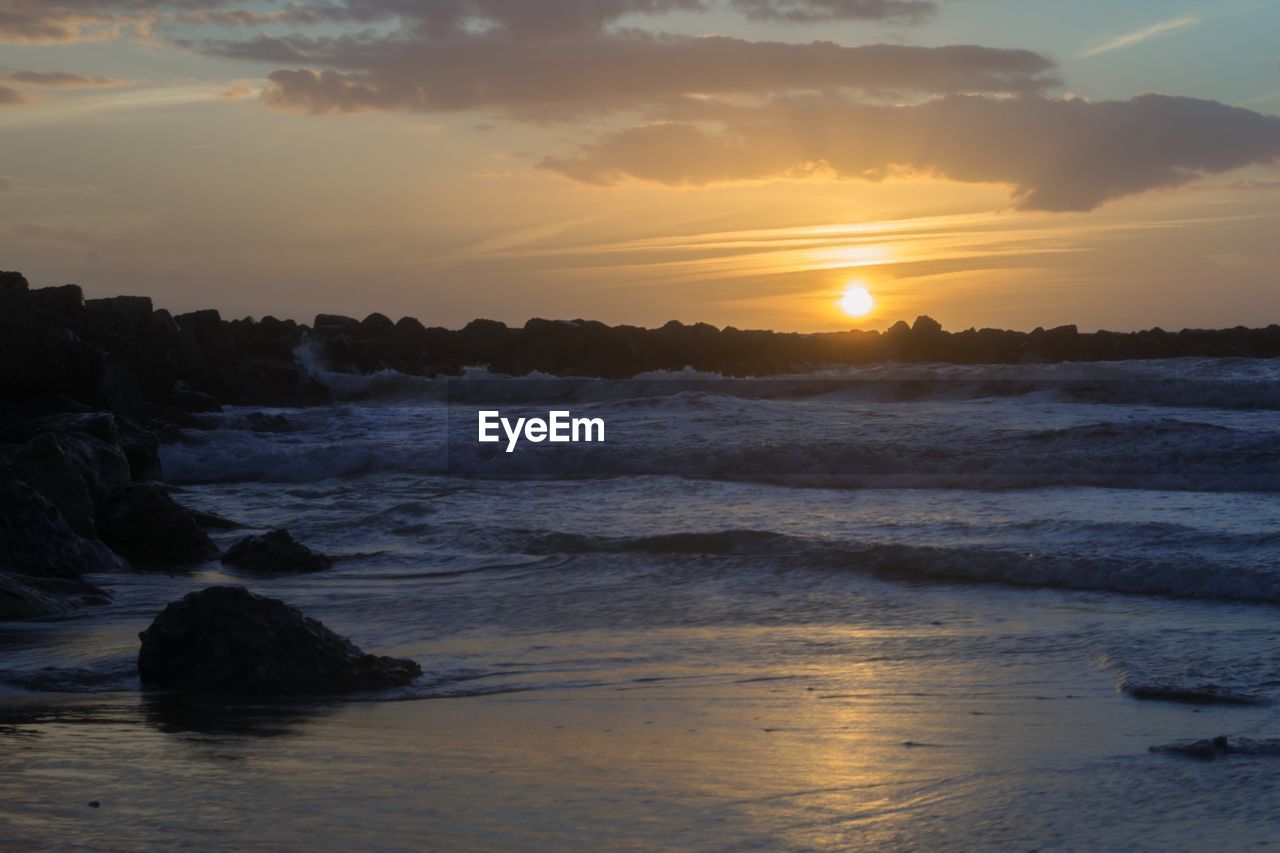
[358,312,395,337]
[99,485,219,569]
[2,433,100,537]
[313,314,359,336]
[30,284,85,319]
[137,586,422,695]
[11,411,160,483]
[85,296,154,333]
[1120,677,1264,706]
[0,271,29,307]
[911,315,943,336]
[190,509,244,530]
[1150,735,1280,759]
[0,476,127,580]
[0,573,111,620]
[221,530,333,574]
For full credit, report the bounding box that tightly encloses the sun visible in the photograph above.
[839,285,875,318]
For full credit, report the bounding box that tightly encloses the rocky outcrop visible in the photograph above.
[100,484,219,569]
[1,272,328,418]
[137,586,422,695]
[221,530,333,574]
[0,476,124,619]
[0,478,128,580]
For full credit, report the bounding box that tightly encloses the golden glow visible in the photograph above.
[839,285,875,318]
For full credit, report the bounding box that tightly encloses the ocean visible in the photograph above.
[3,356,1280,849]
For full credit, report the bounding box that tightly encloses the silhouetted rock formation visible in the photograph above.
[5,269,1280,415]
[1,271,327,418]
[137,586,422,696]
[221,530,333,574]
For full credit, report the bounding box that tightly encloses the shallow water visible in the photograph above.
[4,358,1280,849]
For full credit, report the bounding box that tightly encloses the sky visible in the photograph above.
[1,0,1278,332]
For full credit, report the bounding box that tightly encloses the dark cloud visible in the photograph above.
[540,94,1280,211]
[3,70,125,87]
[729,0,935,24]
[2,0,927,43]
[210,0,930,34]
[224,35,1055,117]
[0,85,34,105]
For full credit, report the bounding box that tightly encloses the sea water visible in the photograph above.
[2,357,1280,849]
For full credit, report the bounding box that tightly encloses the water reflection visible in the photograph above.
[141,692,336,738]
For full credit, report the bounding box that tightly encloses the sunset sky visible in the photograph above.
[2,0,1279,331]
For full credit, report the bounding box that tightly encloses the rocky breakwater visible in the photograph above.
[0,270,328,419]
[310,309,1280,381]
[0,270,331,618]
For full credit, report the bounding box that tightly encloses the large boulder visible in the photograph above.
[0,477,128,579]
[100,484,219,569]
[137,586,422,695]
[221,530,333,574]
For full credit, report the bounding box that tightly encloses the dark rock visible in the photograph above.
[358,312,395,337]
[0,573,111,620]
[1120,677,1264,706]
[171,386,222,414]
[911,315,943,336]
[221,530,331,574]
[0,271,29,308]
[2,433,102,538]
[30,284,85,318]
[85,295,153,332]
[10,411,161,482]
[190,509,244,530]
[100,485,219,569]
[0,477,128,580]
[1150,735,1280,760]
[313,314,359,336]
[174,309,222,335]
[137,586,422,695]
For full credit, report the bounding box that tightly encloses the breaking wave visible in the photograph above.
[520,528,1280,605]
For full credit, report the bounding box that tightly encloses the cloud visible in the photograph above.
[208,0,930,34]
[729,0,935,24]
[2,70,126,87]
[540,94,1280,211]
[0,1,231,43]
[0,85,34,106]
[219,35,1055,117]
[1080,15,1199,58]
